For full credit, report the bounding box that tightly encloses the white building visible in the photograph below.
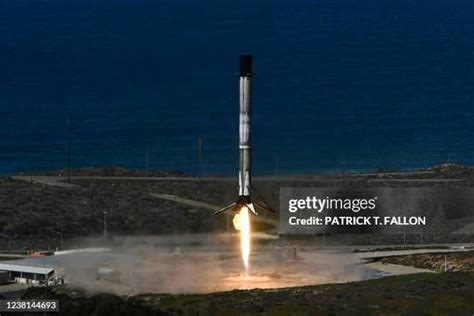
[0,263,54,285]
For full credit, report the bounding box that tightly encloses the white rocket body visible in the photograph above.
[238,55,257,215]
[215,54,275,217]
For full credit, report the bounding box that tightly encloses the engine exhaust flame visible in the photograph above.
[233,206,251,273]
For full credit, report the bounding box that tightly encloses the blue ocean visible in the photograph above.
[0,0,473,175]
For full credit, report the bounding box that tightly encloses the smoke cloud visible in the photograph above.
[60,234,369,295]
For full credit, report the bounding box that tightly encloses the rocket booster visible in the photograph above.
[237,54,257,215]
[215,54,274,217]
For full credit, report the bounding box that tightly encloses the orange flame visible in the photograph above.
[233,206,251,272]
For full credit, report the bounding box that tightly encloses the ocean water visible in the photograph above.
[0,0,473,175]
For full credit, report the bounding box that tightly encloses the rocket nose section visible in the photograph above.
[247,202,258,216]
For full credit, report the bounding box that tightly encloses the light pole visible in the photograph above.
[197,136,202,180]
[145,148,149,176]
[56,232,63,250]
[66,114,71,183]
[103,211,107,239]
[274,155,279,176]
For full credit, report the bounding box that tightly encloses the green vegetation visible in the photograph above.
[22,272,474,315]
[383,251,474,272]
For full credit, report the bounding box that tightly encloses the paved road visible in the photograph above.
[366,261,436,275]
[149,193,279,227]
[356,247,473,261]
[11,176,77,188]
[149,193,222,211]
[11,175,338,184]
[0,283,30,299]
[367,179,465,183]
[0,254,28,259]
[11,175,465,188]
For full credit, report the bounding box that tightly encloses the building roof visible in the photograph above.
[0,263,54,275]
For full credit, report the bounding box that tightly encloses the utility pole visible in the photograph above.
[403,225,406,247]
[103,211,107,240]
[145,148,149,176]
[340,160,345,176]
[447,153,452,178]
[323,209,326,247]
[66,114,71,183]
[399,189,406,247]
[56,232,63,250]
[197,136,202,180]
[274,155,279,176]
